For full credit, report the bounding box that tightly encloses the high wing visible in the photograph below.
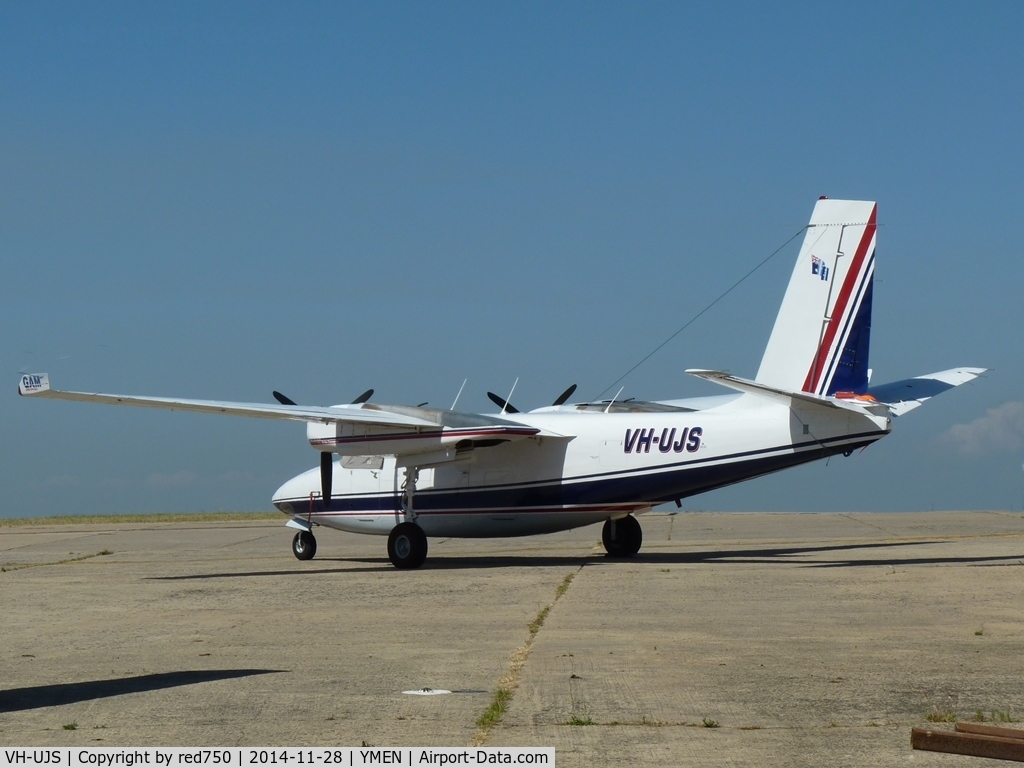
[19,373,435,427]
[16,373,562,440]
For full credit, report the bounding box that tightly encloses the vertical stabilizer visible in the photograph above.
[755,198,877,395]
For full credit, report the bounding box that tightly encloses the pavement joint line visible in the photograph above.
[837,511,898,535]
[0,549,114,573]
[471,565,583,747]
[0,513,281,527]
[0,532,116,554]
[215,534,279,549]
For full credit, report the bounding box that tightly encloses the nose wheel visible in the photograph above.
[292,530,317,560]
[602,514,642,558]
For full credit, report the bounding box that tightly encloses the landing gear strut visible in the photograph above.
[292,530,317,560]
[387,465,427,569]
[400,466,419,521]
[602,515,642,558]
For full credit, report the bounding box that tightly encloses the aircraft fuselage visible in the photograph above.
[272,395,890,538]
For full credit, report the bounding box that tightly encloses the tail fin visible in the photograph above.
[756,198,877,396]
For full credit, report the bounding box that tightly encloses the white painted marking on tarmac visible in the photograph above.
[403,687,452,695]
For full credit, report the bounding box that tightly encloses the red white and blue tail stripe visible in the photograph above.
[756,198,877,396]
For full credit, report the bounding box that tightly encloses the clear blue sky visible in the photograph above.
[5,3,1022,517]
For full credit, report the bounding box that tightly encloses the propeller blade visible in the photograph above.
[320,452,333,506]
[276,389,374,406]
[352,389,374,404]
[273,391,297,406]
[552,384,577,406]
[487,392,520,414]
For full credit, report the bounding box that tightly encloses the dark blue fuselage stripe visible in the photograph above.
[281,432,885,515]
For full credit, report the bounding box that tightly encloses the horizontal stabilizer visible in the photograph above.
[867,368,987,416]
[686,369,889,415]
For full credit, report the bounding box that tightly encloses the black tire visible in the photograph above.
[602,515,642,558]
[292,530,317,561]
[387,522,428,569]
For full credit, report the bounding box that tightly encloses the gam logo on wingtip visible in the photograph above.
[20,374,46,393]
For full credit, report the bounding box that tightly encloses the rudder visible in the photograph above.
[755,198,877,396]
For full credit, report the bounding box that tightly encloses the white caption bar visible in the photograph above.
[0,749,554,768]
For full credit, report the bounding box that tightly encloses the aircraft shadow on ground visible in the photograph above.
[0,669,283,713]
[144,539,1022,578]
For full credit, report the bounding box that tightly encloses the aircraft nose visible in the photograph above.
[271,485,293,515]
[272,475,299,515]
[272,467,317,515]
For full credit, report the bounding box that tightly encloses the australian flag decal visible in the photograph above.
[811,256,830,281]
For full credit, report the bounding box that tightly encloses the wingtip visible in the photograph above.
[18,372,50,396]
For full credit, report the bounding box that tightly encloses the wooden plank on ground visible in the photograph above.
[912,726,1024,762]
[957,723,1024,740]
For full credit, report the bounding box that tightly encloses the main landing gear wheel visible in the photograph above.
[388,522,428,569]
[602,515,642,558]
[292,530,317,561]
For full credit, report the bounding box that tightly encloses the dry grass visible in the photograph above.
[472,567,581,746]
[925,707,958,723]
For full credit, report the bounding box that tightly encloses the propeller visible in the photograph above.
[273,388,373,507]
[487,391,519,413]
[487,384,578,414]
[273,389,375,406]
[320,451,332,506]
[552,384,577,406]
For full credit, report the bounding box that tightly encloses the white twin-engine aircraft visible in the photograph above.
[19,199,984,568]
